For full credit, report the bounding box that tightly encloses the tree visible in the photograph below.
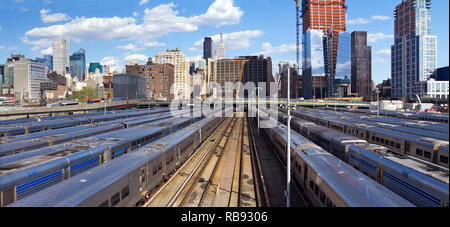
[74,87,97,102]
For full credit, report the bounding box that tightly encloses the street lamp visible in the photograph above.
[287,67,291,208]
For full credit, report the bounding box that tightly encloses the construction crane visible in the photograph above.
[236,60,247,98]
[295,0,300,70]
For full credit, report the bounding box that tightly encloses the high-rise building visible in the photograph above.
[189,60,196,76]
[203,37,213,61]
[13,57,47,100]
[217,33,226,60]
[70,49,86,80]
[89,63,103,74]
[302,0,347,99]
[279,62,300,99]
[0,64,4,84]
[35,55,53,72]
[126,58,175,101]
[391,0,437,99]
[3,54,24,86]
[213,56,274,97]
[52,37,70,76]
[154,48,191,100]
[351,31,372,100]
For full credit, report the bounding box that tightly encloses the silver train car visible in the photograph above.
[258,114,414,207]
[7,115,225,207]
[0,108,170,137]
[269,109,448,207]
[0,117,198,206]
[291,109,449,168]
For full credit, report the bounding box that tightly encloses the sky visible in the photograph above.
[0,0,448,84]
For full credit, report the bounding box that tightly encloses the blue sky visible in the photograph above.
[0,0,448,84]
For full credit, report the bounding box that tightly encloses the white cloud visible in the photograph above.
[367,33,394,43]
[139,0,149,5]
[371,15,390,21]
[101,57,119,66]
[375,49,391,57]
[42,0,52,4]
[348,18,370,25]
[143,41,166,47]
[256,42,297,56]
[40,46,53,55]
[124,54,149,64]
[117,43,143,51]
[133,12,139,17]
[24,0,244,50]
[40,9,71,23]
[190,30,264,52]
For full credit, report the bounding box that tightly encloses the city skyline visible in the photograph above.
[0,0,448,84]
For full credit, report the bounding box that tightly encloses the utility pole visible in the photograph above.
[287,67,291,208]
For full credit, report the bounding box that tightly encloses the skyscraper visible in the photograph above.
[155,48,191,100]
[351,31,372,100]
[13,57,47,100]
[217,33,226,60]
[52,37,70,76]
[89,63,103,74]
[203,37,213,61]
[391,0,437,99]
[70,49,86,80]
[302,0,347,99]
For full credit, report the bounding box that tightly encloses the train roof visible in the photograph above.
[273,125,415,207]
[8,150,160,207]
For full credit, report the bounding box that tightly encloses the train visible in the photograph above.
[267,109,449,207]
[323,107,449,123]
[289,108,449,168]
[0,112,206,206]
[0,108,170,137]
[257,111,414,207]
[6,112,227,207]
[0,110,190,157]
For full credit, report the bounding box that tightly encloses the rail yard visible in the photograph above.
[0,105,448,207]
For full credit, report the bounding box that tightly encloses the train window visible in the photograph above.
[309,180,314,190]
[424,152,432,159]
[320,191,326,204]
[99,200,109,207]
[385,140,389,146]
[440,156,449,164]
[380,138,384,144]
[158,164,162,170]
[111,193,120,207]
[416,149,423,156]
[152,167,158,175]
[326,198,333,207]
[315,185,320,196]
[390,141,395,147]
[396,143,401,149]
[121,186,130,199]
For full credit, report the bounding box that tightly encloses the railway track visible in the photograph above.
[145,115,260,207]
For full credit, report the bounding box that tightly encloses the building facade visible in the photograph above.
[70,49,86,80]
[113,74,147,100]
[52,38,70,76]
[13,57,47,100]
[217,33,226,60]
[126,59,175,101]
[351,31,372,100]
[302,0,347,99]
[0,64,4,84]
[213,56,274,98]
[203,37,213,61]
[35,55,53,72]
[391,0,437,99]
[154,48,191,100]
[89,63,103,74]
[279,62,300,99]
